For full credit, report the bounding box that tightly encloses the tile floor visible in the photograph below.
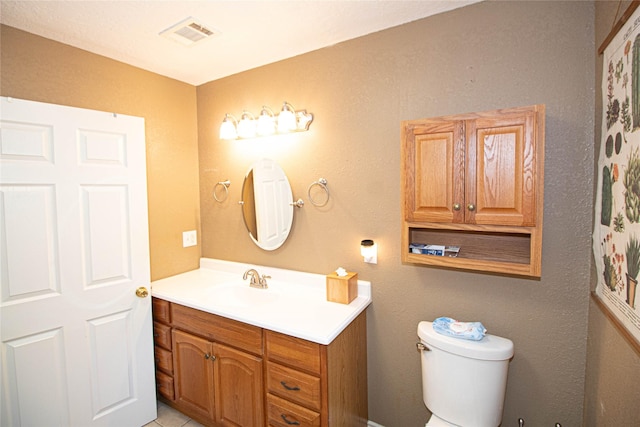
[143,401,204,427]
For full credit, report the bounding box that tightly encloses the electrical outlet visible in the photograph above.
[182,230,197,247]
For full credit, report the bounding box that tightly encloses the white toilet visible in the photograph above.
[417,321,514,427]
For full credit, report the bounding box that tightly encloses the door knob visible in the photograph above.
[135,287,149,298]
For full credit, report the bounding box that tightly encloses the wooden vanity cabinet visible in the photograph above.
[152,297,174,400]
[265,311,368,427]
[151,300,368,427]
[171,303,264,427]
[401,104,545,277]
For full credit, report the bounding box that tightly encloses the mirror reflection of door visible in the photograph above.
[242,158,293,250]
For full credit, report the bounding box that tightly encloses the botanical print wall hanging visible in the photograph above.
[594,2,640,346]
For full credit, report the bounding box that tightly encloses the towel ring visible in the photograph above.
[213,180,231,203]
[307,178,329,207]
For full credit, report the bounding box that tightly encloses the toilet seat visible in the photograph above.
[425,414,458,427]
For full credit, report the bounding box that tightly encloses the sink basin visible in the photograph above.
[204,283,279,308]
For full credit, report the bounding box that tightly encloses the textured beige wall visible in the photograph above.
[0,25,201,281]
[585,1,640,425]
[198,2,595,425]
[5,1,637,425]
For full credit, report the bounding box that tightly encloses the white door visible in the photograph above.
[0,97,156,427]
[252,158,293,250]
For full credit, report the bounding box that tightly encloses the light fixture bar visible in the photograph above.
[219,101,313,140]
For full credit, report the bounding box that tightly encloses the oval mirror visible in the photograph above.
[241,158,294,250]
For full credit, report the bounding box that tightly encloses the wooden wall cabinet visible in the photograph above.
[401,104,545,277]
[151,297,368,426]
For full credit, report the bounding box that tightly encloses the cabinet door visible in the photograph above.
[466,109,537,226]
[402,119,465,223]
[172,330,215,422]
[213,343,264,427]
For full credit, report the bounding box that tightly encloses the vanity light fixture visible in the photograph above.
[361,239,377,264]
[219,101,313,140]
[237,111,257,139]
[277,101,297,133]
[257,106,276,136]
[219,114,238,140]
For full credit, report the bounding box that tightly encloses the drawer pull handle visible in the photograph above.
[280,381,300,391]
[281,414,301,425]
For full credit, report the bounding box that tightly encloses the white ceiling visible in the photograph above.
[0,0,480,86]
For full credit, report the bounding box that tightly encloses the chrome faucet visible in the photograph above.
[243,268,270,289]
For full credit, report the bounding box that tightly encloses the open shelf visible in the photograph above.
[402,223,541,277]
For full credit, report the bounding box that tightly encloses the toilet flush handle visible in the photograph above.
[416,342,431,352]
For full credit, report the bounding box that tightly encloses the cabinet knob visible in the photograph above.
[467,204,476,211]
[204,353,216,361]
[453,203,461,211]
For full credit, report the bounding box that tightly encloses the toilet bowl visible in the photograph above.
[417,321,514,427]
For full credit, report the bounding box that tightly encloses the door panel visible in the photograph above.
[469,113,536,226]
[172,329,215,420]
[81,185,131,286]
[0,97,155,427]
[404,120,465,223]
[2,328,70,427]
[214,343,264,427]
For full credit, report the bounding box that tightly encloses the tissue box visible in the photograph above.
[326,271,358,304]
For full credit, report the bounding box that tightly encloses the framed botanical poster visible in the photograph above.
[594,1,640,349]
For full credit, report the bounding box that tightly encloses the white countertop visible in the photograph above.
[151,258,372,345]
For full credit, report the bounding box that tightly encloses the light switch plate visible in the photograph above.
[182,230,197,247]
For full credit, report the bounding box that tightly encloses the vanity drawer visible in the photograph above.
[265,330,321,374]
[152,297,171,324]
[267,394,321,427]
[153,321,172,350]
[154,346,173,375]
[171,303,263,355]
[155,370,174,400]
[267,362,321,411]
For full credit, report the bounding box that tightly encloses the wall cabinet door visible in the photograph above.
[213,342,264,427]
[466,110,538,226]
[403,106,540,227]
[403,119,465,223]
[172,330,215,422]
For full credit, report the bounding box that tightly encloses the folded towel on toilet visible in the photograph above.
[433,317,487,341]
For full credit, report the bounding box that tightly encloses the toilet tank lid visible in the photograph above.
[418,321,514,360]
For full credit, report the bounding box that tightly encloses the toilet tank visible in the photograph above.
[417,321,514,427]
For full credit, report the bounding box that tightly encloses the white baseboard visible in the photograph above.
[368,421,385,427]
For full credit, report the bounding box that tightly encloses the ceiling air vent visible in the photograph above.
[160,17,218,47]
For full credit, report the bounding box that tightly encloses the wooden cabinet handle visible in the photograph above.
[281,414,301,425]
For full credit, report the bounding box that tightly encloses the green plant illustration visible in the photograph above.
[614,211,625,232]
[621,96,632,135]
[602,233,623,291]
[601,164,613,225]
[603,253,618,290]
[627,234,640,280]
[624,147,640,222]
[633,33,640,129]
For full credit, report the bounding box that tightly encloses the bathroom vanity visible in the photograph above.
[151,258,371,427]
